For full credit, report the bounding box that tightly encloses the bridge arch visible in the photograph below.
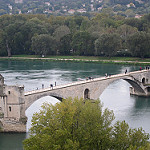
[98,77,146,99]
[25,92,64,111]
[123,78,146,94]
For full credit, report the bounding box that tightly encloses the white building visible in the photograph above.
[68,9,75,14]
[15,0,23,4]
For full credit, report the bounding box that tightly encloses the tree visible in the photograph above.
[20,17,49,54]
[71,31,95,56]
[23,98,114,150]
[4,22,24,56]
[59,34,72,55]
[95,33,121,57]
[53,25,71,42]
[112,121,150,150]
[125,9,135,18]
[31,34,56,56]
[23,98,150,150]
[124,18,142,31]
[117,24,138,50]
[0,29,7,56]
[127,31,150,58]
[117,24,138,41]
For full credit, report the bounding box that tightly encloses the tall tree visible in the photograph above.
[31,34,56,56]
[95,33,121,57]
[59,34,72,55]
[117,24,138,49]
[0,30,7,56]
[71,31,95,56]
[127,31,150,58]
[53,25,71,42]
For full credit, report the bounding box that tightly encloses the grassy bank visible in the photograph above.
[0,55,150,65]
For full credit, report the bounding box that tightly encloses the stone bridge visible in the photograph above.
[0,69,150,132]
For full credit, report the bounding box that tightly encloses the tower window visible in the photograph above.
[9,106,11,112]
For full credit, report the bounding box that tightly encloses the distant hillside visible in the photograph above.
[0,0,150,17]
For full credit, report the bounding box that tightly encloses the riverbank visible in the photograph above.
[0,55,150,65]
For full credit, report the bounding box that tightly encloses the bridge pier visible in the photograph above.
[130,86,150,97]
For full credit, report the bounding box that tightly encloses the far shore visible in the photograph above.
[0,55,150,65]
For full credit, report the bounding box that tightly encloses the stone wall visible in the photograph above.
[0,118,26,132]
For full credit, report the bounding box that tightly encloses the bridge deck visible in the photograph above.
[24,69,148,96]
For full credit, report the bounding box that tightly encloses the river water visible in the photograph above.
[0,60,150,150]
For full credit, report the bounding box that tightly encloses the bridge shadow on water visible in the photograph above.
[131,95,150,110]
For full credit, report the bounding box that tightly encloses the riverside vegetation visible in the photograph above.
[1,13,150,59]
[23,98,150,150]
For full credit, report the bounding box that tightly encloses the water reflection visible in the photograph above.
[0,133,26,150]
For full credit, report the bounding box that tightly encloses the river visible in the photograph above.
[0,60,149,150]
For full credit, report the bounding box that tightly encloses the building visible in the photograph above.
[15,0,23,4]
[68,9,75,14]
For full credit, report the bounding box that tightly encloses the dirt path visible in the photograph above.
[0,57,150,65]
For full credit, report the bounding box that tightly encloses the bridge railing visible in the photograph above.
[24,69,149,96]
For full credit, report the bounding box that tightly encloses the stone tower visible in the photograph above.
[0,74,26,132]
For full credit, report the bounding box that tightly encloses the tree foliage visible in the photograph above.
[127,31,150,58]
[23,98,149,150]
[31,34,56,55]
[71,31,95,56]
[95,33,121,57]
[1,13,150,57]
[53,25,71,42]
[59,34,72,55]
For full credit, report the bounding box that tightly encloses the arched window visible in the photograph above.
[142,78,146,84]
[84,89,90,99]
[9,106,11,112]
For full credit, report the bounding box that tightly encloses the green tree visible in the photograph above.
[53,25,71,42]
[117,24,138,41]
[71,31,95,56]
[124,18,142,31]
[4,21,25,56]
[127,31,150,58]
[112,121,149,150]
[31,34,56,56]
[20,17,49,54]
[23,98,150,150]
[95,33,121,57]
[23,98,114,150]
[88,25,106,38]
[59,34,72,55]
[0,29,7,56]
[117,24,138,50]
